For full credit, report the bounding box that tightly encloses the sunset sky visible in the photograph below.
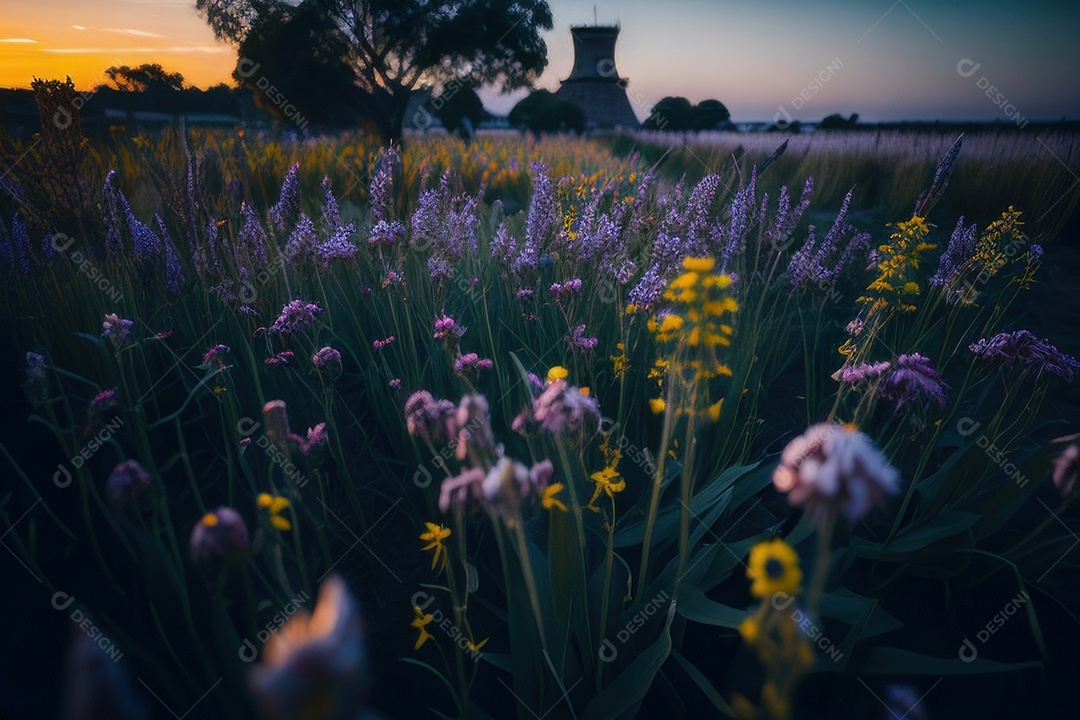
[2,0,1078,123]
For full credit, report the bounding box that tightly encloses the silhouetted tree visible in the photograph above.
[509,90,584,134]
[818,112,860,130]
[102,64,185,93]
[693,99,731,130]
[431,82,488,140]
[643,96,693,130]
[197,0,553,143]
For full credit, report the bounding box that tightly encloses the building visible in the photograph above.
[553,24,639,131]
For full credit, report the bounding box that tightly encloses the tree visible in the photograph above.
[693,99,731,130]
[643,96,731,131]
[197,0,553,143]
[818,112,860,130]
[430,82,488,140]
[102,64,185,93]
[508,90,584,134]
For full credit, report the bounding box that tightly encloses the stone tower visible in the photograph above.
[554,24,639,130]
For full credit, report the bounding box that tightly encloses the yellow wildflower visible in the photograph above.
[465,637,489,654]
[411,606,434,650]
[746,538,803,598]
[419,522,451,572]
[588,465,626,508]
[547,366,569,383]
[682,257,715,272]
[649,398,666,414]
[541,483,568,512]
[257,493,293,531]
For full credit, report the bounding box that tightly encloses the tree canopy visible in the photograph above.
[643,96,731,131]
[102,64,185,93]
[197,0,553,142]
[508,90,584,135]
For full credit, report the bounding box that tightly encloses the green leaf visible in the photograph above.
[580,599,676,720]
[852,511,980,560]
[858,646,1042,675]
[670,649,736,716]
[676,584,749,629]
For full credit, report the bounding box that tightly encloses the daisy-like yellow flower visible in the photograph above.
[746,538,803,598]
[542,482,568,512]
[411,606,434,650]
[649,397,666,415]
[257,493,293,531]
[547,365,569,383]
[420,522,451,572]
[682,257,716,272]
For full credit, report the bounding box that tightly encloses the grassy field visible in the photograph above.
[2,120,1079,719]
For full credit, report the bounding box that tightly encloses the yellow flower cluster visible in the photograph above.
[972,206,1025,277]
[733,538,813,720]
[588,435,626,510]
[257,493,293,532]
[857,214,937,316]
[609,343,628,380]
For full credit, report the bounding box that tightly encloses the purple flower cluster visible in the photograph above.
[550,278,583,300]
[312,346,342,382]
[512,379,600,436]
[373,336,395,349]
[368,219,406,248]
[565,324,599,351]
[838,360,892,385]
[285,215,318,263]
[106,460,152,516]
[880,353,948,411]
[202,344,230,368]
[369,146,398,224]
[433,314,466,342]
[410,172,480,278]
[404,390,459,445]
[787,189,870,289]
[453,353,493,374]
[190,506,249,567]
[321,176,341,232]
[87,388,119,433]
[314,223,358,268]
[930,216,978,287]
[970,330,1080,382]
[268,163,301,237]
[25,351,46,382]
[270,300,322,334]
[102,313,135,350]
[764,177,815,252]
[524,163,558,259]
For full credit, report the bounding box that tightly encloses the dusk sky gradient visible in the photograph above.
[2,0,1078,123]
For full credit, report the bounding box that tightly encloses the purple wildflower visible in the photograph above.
[838,360,892,385]
[285,214,319,263]
[433,315,466,342]
[930,216,978,288]
[453,352,493,374]
[106,460,152,516]
[628,264,667,310]
[321,176,341,232]
[315,223,358,268]
[788,189,870,288]
[368,219,405,248]
[265,351,295,366]
[389,378,401,390]
[454,394,496,463]
[301,423,328,454]
[202,344,230,368]
[369,146,398,224]
[512,380,600,436]
[491,221,517,267]
[268,163,301,237]
[238,202,268,271]
[270,300,322,334]
[102,314,135,350]
[1053,436,1079,497]
[190,506,250,567]
[880,353,948,411]
[565,324,599,351]
[526,163,558,255]
[373,335,395,349]
[550,279,583,300]
[970,330,1080,382]
[312,346,343,382]
[404,391,459,445]
[25,351,46,382]
[262,400,292,453]
[87,389,119,434]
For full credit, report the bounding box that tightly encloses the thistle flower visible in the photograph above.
[970,329,1080,382]
[405,391,459,445]
[87,389,119,432]
[880,353,948,412]
[312,346,343,383]
[190,507,249,567]
[106,460,152,516]
[202,344,229,369]
[773,423,901,523]
[101,313,134,351]
[433,315,466,342]
[249,575,371,720]
[270,300,322,334]
[746,538,803,598]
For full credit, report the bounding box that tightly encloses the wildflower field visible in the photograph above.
[2,107,1080,719]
